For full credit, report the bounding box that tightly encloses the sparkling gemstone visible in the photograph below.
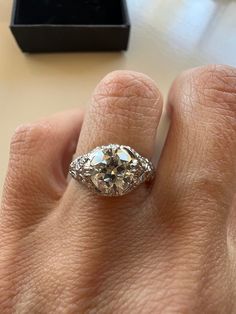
[88,146,140,195]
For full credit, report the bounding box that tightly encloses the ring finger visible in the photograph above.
[64,70,163,207]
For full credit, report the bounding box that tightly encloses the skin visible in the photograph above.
[0,65,236,314]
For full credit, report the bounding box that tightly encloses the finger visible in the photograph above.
[78,71,162,158]
[54,72,163,298]
[153,65,236,234]
[1,110,83,229]
[66,70,163,202]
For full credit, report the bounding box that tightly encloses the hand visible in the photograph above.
[1,65,236,313]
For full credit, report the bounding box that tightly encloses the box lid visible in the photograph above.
[10,0,131,52]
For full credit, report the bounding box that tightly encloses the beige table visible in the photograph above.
[0,0,236,194]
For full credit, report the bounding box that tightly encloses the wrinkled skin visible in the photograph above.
[0,65,236,314]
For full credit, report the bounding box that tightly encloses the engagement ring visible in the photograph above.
[69,144,155,196]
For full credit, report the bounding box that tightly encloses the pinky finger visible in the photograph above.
[1,109,83,230]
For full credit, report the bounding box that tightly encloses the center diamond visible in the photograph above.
[88,145,140,195]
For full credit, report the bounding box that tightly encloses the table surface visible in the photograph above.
[0,0,236,195]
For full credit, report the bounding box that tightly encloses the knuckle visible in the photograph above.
[92,70,162,116]
[180,65,236,118]
[10,121,53,157]
[189,168,228,202]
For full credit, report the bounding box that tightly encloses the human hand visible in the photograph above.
[1,65,236,313]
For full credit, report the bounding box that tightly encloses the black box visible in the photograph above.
[10,0,130,53]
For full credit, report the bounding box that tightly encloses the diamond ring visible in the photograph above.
[69,144,155,196]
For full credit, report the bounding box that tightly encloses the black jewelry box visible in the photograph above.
[10,0,130,53]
